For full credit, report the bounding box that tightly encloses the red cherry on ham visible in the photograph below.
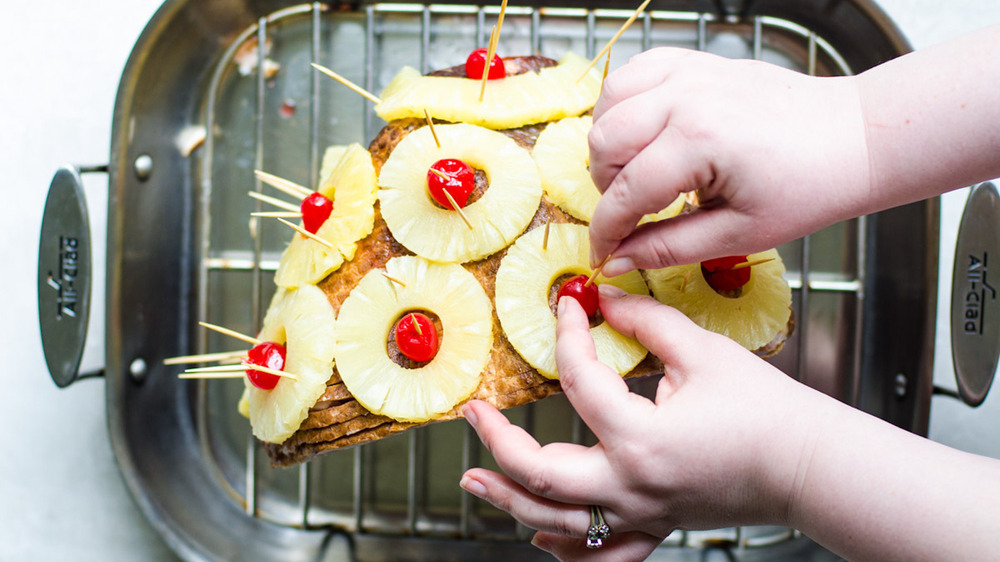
[701,255,751,293]
[427,159,475,209]
[465,48,506,80]
[245,341,287,390]
[300,192,333,234]
[395,313,439,363]
[557,275,600,317]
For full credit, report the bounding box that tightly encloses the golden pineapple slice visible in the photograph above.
[378,123,542,263]
[246,284,337,444]
[375,52,601,130]
[645,249,792,351]
[532,115,685,223]
[495,222,648,379]
[335,256,493,422]
[274,143,377,288]
[318,145,349,184]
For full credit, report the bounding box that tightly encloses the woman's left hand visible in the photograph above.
[459,286,821,560]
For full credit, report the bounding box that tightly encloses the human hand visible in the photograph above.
[588,48,871,276]
[460,286,824,560]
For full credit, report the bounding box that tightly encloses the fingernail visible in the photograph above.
[603,256,636,277]
[459,475,487,499]
[462,403,479,428]
[599,284,626,298]
[557,296,568,316]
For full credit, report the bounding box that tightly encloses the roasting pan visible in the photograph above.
[38,0,936,560]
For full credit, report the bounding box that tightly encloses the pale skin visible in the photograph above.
[459,23,1000,562]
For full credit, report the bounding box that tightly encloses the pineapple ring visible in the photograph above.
[376,52,601,130]
[532,115,686,224]
[335,256,493,423]
[378,123,542,263]
[645,249,792,351]
[495,223,649,379]
[247,285,338,444]
[274,143,378,288]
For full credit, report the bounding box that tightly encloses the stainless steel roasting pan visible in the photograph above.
[38,0,936,560]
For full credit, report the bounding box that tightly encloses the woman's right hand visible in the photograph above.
[587,47,871,276]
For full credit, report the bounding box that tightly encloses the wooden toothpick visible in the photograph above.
[255,170,312,200]
[429,168,450,181]
[276,217,335,248]
[240,362,299,381]
[410,313,423,336]
[479,0,509,102]
[382,271,407,287]
[542,217,551,251]
[584,255,612,287]
[199,321,262,346]
[248,191,300,213]
[164,349,249,366]
[311,63,382,104]
[251,211,302,218]
[178,371,247,380]
[730,257,775,271]
[578,0,652,82]
[442,189,473,230]
[600,48,612,94]
[479,25,500,102]
[424,109,441,149]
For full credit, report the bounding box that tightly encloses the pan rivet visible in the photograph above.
[134,154,153,181]
[130,358,148,381]
[894,373,908,398]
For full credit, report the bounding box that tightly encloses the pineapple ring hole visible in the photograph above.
[549,273,604,328]
[387,309,444,369]
[699,265,747,299]
[428,167,489,209]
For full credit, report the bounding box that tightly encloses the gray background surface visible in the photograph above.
[3,1,999,559]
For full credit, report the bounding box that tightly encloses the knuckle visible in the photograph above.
[523,464,554,497]
[646,234,681,268]
[550,511,583,537]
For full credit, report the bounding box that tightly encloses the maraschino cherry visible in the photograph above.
[301,192,333,234]
[395,312,439,363]
[557,275,600,317]
[701,255,751,293]
[427,159,475,209]
[245,341,287,390]
[465,48,506,80]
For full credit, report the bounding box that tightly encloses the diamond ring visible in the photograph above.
[586,505,611,548]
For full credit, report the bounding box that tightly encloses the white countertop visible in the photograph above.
[4,1,1000,560]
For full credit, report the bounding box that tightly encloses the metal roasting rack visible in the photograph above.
[190,1,880,557]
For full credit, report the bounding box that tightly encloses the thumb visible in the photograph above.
[601,207,763,276]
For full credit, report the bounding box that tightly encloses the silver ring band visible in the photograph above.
[586,505,611,548]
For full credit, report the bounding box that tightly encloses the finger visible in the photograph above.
[554,296,648,441]
[532,529,662,562]
[589,85,673,193]
[460,468,628,536]
[589,129,710,267]
[596,288,713,374]
[463,400,615,504]
[603,207,763,272]
[592,47,700,121]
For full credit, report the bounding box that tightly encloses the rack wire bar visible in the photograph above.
[197,1,868,551]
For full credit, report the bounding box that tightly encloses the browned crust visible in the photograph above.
[427,54,557,78]
[262,55,786,466]
[263,98,664,466]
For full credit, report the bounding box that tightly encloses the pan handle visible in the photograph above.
[37,165,106,388]
[949,181,1000,407]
